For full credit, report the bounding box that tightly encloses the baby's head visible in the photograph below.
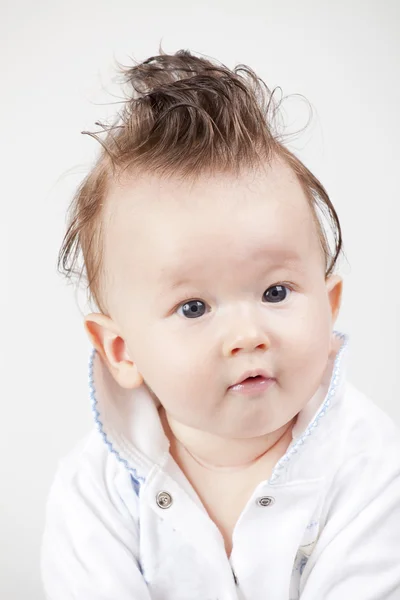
[60,50,343,440]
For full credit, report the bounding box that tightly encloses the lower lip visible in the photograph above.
[228,377,275,396]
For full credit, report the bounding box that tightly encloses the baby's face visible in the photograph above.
[99,160,342,439]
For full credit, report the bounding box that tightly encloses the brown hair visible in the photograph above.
[58,49,343,314]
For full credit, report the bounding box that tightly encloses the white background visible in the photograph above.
[1,0,399,597]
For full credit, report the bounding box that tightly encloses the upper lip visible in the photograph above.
[230,369,274,387]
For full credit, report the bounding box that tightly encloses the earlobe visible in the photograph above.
[84,313,144,389]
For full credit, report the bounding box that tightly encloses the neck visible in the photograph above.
[160,409,295,471]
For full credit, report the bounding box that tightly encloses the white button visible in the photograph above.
[156,491,173,509]
[257,496,275,507]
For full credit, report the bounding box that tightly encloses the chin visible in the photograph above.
[239,413,294,439]
[217,421,277,440]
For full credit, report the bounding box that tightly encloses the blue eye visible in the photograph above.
[263,285,290,303]
[178,300,207,319]
[176,285,291,318]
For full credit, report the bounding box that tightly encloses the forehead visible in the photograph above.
[157,232,305,283]
[104,162,321,286]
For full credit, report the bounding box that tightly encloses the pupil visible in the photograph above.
[183,300,205,318]
[264,285,286,303]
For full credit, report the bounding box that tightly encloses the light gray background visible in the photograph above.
[1,1,399,598]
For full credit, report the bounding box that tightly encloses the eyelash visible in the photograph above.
[174,283,295,318]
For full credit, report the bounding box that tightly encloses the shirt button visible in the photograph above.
[156,491,173,509]
[257,496,275,507]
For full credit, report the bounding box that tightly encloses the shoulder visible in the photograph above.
[339,381,400,459]
[324,382,400,513]
[42,433,146,597]
[53,429,118,484]
[300,386,400,595]
[47,429,139,522]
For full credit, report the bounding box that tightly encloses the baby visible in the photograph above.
[41,50,400,599]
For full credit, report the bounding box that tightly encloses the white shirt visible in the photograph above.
[41,330,400,599]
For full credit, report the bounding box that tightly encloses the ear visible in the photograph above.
[84,313,144,389]
[326,274,343,326]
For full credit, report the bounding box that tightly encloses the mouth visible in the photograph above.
[230,369,273,387]
[228,370,276,396]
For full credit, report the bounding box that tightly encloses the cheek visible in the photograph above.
[138,337,216,427]
[130,325,213,394]
[278,299,332,377]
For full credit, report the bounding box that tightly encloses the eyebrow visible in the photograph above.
[158,246,304,293]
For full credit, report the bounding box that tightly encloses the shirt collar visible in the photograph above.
[89,329,350,484]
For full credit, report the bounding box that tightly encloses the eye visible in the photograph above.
[177,300,207,319]
[262,284,291,304]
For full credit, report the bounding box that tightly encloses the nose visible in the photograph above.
[222,317,270,357]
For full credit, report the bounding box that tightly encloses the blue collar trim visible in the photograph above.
[88,329,349,489]
[88,351,145,487]
[269,329,349,484]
